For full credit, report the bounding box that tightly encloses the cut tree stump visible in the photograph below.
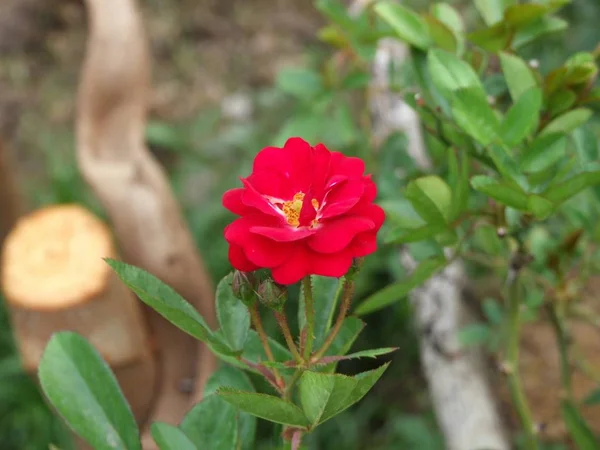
[0,203,158,424]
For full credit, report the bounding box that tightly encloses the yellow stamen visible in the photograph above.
[282,192,305,226]
[311,198,319,210]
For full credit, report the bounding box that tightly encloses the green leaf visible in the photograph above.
[315,347,398,366]
[542,171,600,205]
[423,15,457,53]
[38,332,141,450]
[451,87,499,147]
[457,323,491,347]
[573,125,599,165]
[561,400,600,450]
[405,175,452,225]
[471,175,528,210]
[105,259,232,355]
[385,223,446,245]
[540,108,593,136]
[216,273,250,352]
[519,133,567,173]
[151,423,197,450]
[468,23,512,52]
[184,365,255,450]
[299,364,390,426]
[427,49,485,101]
[504,3,548,27]
[499,52,537,102]
[323,316,365,358]
[215,330,292,373]
[527,195,554,220]
[548,90,577,117]
[513,16,568,49]
[217,389,309,428]
[379,198,425,229]
[474,0,514,25]
[499,87,542,147]
[298,371,358,425]
[430,3,464,54]
[299,276,344,348]
[276,68,324,100]
[355,257,447,315]
[180,396,239,450]
[374,2,432,50]
[449,149,470,221]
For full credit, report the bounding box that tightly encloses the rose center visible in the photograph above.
[282,192,305,227]
[277,192,320,228]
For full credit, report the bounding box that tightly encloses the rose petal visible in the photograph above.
[320,180,364,219]
[241,178,284,217]
[311,249,354,278]
[250,225,316,242]
[349,203,386,230]
[228,244,259,272]
[330,152,365,177]
[308,216,375,254]
[246,170,287,197]
[349,231,378,257]
[222,188,249,216]
[253,146,289,173]
[270,245,310,285]
[225,217,293,267]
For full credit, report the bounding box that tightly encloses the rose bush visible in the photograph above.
[223,137,385,284]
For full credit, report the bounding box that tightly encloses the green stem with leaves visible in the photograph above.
[505,270,539,450]
[302,277,316,360]
[312,279,354,362]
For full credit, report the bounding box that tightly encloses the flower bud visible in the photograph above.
[231,270,258,307]
[257,279,287,311]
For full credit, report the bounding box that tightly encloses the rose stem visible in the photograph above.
[274,310,303,363]
[547,302,573,398]
[504,266,538,450]
[250,304,284,389]
[291,430,303,450]
[302,277,316,361]
[312,279,353,362]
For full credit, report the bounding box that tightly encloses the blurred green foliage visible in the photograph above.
[2,0,600,449]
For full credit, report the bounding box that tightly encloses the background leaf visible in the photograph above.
[105,259,232,355]
[38,332,141,450]
[355,257,446,315]
[500,52,537,102]
[374,2,432,50]
[151,423,198,450]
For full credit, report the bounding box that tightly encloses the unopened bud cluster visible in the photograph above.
[231,270,258,306]
[257,279,287,312]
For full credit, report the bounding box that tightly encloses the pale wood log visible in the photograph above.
[349,1,510,448]
[0,204,157,424]
[76,0,217,444]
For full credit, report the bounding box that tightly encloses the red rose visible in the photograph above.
[222,137,385,285]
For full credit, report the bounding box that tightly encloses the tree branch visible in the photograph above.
[76,0,217,445]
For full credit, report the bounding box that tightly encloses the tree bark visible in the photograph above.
[0,204,157,424]
[0,141,23,245]
[76,0,218,444]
